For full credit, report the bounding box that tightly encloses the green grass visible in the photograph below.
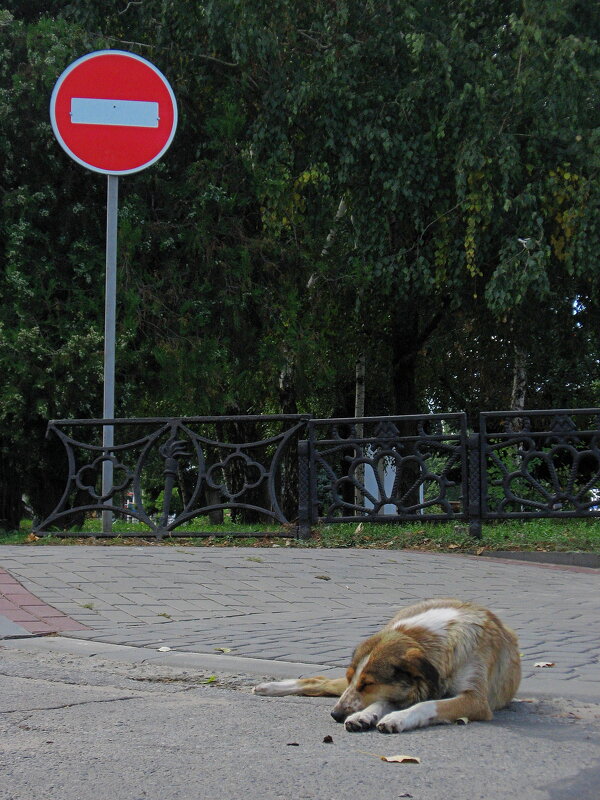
[1,517,599,553]
[309,518,600,553]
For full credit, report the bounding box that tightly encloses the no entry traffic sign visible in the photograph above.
[50,50,178,175]
[49,51,178,532]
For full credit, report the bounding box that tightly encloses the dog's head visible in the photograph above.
[330,631,441,722]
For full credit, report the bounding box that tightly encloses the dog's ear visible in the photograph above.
[402,647,441,697]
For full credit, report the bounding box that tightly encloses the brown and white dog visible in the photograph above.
[253,598,521,733]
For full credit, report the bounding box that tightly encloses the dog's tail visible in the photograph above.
[253,676,348,697]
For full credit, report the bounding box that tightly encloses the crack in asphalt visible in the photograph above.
[1,695,141,715]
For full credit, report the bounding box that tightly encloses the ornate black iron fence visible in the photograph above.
[37,415,308,538]
[478,409,600,522]
[35,409,600,539]
[301,414,469,525]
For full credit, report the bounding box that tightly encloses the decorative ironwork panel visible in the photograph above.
[35,408,600,539]
[307,414,469,522]
[36,415,310,537]
[480,409,600,518]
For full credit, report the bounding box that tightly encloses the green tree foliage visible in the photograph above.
[0,11,108,526]
[0,1,598,527]
[218,0,600,411]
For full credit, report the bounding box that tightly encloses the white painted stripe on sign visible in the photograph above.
[70,98,159,128]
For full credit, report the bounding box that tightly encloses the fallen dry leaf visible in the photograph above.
[356,748,420,764]
[315,574,331,581]
[447,543,461,550]
[381,755,421,764]
[214,647,232,653]
[26,533,40,542]
[355,523,364,534]
[534,661,555,668]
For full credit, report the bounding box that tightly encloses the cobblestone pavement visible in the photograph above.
[0,545,598,698]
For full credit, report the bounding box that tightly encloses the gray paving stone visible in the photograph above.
[1,544,598,701]
[0,615,31,638]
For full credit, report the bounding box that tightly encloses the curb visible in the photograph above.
[3,634,599,702]
[478,550,600,569]
[0,634,343,679]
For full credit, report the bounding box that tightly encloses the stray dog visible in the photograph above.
[253,598,521,733]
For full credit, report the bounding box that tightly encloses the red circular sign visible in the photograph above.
[50,50,177,175]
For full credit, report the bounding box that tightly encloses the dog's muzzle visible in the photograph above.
[330,708,347,723]
[331,686,364,722]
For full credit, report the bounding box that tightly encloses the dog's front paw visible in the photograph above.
[344,709,379,732]
[377,710,411,733]
[377,702,437,733]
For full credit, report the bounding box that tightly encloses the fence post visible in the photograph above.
[297,439,312,539]
[467,433,482,539]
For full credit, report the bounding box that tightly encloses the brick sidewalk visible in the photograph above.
[0,567,88,635]
[0,545,598,698]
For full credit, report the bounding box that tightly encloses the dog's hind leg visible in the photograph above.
[253,676,348,697]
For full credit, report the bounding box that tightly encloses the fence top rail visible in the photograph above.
[482,430,600,440]
[480,408,600,418]
[480,409,600,438]
[48,414,312,427]
[311,413,467,425]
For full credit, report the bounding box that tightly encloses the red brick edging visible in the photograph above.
[0,568,88,635]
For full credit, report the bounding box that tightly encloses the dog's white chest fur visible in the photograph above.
[393,606,461,636]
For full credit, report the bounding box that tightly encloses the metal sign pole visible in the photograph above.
[50,52,177,537]
[102,174,119,533]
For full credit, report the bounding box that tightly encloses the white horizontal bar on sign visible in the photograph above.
[70,98,159,128]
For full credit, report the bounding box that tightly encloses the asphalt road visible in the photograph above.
[1,644,599,800]
[1,545,599,799]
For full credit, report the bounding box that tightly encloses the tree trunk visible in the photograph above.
[511,345,527,411]
[278,353,300,521]
[391,309,419,416]
[320,197,347,258]
[511,345,527,431]
[0,444,22,531]
[354,354,366,419]
[354,354,366,509]
[278,355,298,416]
[389,305,435,510]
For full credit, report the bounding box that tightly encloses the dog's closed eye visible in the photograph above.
[357,678,375,690]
